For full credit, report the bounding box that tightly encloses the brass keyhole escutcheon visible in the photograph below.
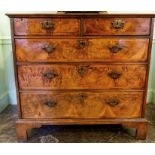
[42,44,56,53]
[41,21,55,30]
[43,70,58,80]
[111,19,125,29]
[106,99,119,106]
[108,71,122,80]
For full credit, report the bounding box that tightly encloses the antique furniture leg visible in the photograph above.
[136,122,148,140]
[16,120,41,142]
[122,119,148,140]
[16,123,28,142]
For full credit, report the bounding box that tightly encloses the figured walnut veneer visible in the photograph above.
[14,18,80,36]
[7,12,155,142]
[20,91,143,119]
[15,38,149,62]
[84,18,151,35]
[18,64,146,90]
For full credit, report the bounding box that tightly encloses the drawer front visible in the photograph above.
[18,64,146,90]
[15,38,149,62]
[20,91,143,119]
[84,18,151,35]
[14,18,80,36]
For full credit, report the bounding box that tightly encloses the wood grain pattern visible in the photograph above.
[18,64,146,90]
[84,18,151,35]
[14,18,80,36]
[15,38,149,62]
[7,13,154,141]
[20,91,143,119]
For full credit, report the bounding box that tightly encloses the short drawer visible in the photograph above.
[15,38,149,62]
[20,91,143,119]
[84,18,151,35]
[14,18,80,36]
[18,64,146,90]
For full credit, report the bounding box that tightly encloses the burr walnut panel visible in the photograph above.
[15,38,149,62]
[84,18,151,35]
[14,18,80,36]
[18,64,146,90]
[20,91,143,119]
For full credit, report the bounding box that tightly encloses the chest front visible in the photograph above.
[7,12,154,142]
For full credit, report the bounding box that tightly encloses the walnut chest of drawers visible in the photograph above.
[7,12,155,142]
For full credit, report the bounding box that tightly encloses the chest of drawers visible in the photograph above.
[7,12,155,142]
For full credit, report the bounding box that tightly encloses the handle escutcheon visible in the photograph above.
[109,44,123,53]
[44,100,57,108]
[106,99,119,106]
[111,19,125,29]
[79,94,87,102]
[42,44,56,53]
[77,40,88,49]
[77,66,89,76]
[43,70,58,80]
[108,71,122,79]
[41,20,55,30]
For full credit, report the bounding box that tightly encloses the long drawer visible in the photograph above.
[20,91,143,119]
[14,18,80,36]
[84,18,151,35]
[15,38,149,62]
[18,64,146,90]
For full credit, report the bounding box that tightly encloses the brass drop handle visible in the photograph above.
[109,44,123,53]
[106,99,119,106]
[41,20,55,30]
[111,19,125,29]
[44,100,57,108]
[42,44,56,53]
[108,71,122,79]
[43,70,58,79]
[77,40,88,49]
[77,66,89,75]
